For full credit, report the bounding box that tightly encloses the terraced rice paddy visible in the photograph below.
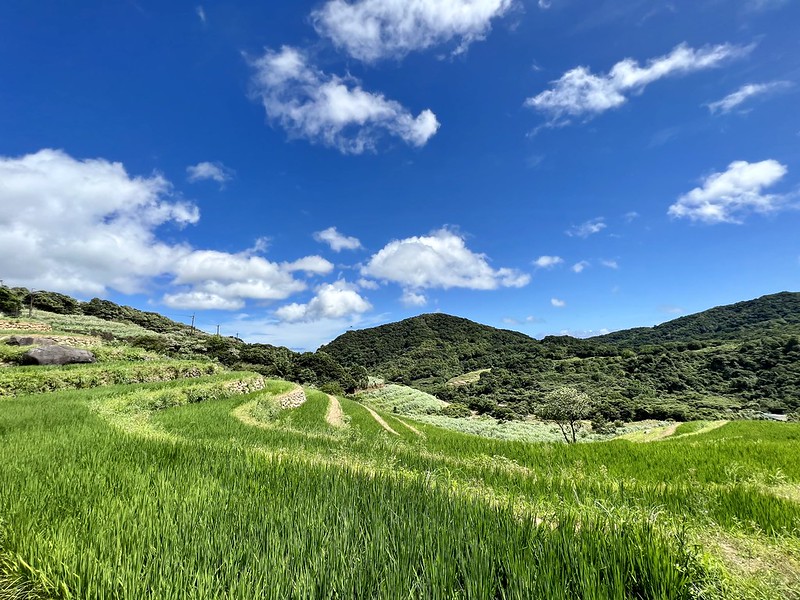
[0,354,799,598]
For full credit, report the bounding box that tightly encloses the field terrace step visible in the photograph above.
[0,360,223,397]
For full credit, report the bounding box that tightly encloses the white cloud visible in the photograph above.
[566,218,606,238]
[526,43,751,124]
[275,281,372,322]
[668,160,789,224]
[0,149,197,295]
[600,259,619,269]
[313,226,363,252]
[283,256,335,275]
[551,298,566,307]
[538,0,551,8]
[0,149,339,312]
[624,211,640,222]
[533,255,563,268]
[311,0,514,62]
[357,278,380,290]
[362,228,530,291]
[186,161,234,184]
[707,81,791,114]
[249,46,439,154]
[572,260,590,273]
[195,5,206,23]
[401,290,427,306]
[163,291,243,311]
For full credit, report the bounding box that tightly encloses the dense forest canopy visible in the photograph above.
[322,293,800,422]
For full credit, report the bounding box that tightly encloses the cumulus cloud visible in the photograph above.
[313,226,363,252]
[186,161,234,185]
[249,46,439,154]
[401,290,427,306]
[311,0,514,62]
[572,260,590,273]
[526,43,751,124]
[533,255,563,269]
[361,228,530,292]
[551,298,566,307]
[0,149,336,311]
[566,218,606,238]
[0,149,197,295]
[600,259,619,269]
[707,81,791,114]
[668,160,789,224]
[275,281,372,322]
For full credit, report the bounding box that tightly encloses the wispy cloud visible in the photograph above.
[533,255,563,269]
[572,260,590,273]
[186,161,234,185]
[566,218,606,238]
[526,42,752,125]
[707,81,792,114]
[195,5,206,23]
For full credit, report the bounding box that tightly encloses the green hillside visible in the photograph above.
[595,292,800,346]
[323,294,800,422]
[1,328,799,597]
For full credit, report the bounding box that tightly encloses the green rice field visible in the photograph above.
[0,362,798,598]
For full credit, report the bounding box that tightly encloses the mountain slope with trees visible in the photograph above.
[323,292,800,422]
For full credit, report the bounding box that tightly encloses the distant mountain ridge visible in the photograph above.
[593,292,800,346]
[323,292,800,421]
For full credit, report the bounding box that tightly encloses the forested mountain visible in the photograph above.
[594,292,800,347]
[323,293,800,422]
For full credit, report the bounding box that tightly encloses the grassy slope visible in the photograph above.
[1,371,799,598]
[1,316,799,598]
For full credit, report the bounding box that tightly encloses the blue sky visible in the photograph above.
[1,0,798,350]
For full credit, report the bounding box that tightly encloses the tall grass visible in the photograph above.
[1,377,799,598]
[0,388,702,599]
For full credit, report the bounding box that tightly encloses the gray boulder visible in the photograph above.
[21,345,96,366]
[5,335,58,347]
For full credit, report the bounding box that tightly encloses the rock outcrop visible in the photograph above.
[5,335,58,346]
[21,346,96,366]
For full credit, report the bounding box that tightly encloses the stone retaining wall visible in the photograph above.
[278,388,307,409]
[0,320,52,332]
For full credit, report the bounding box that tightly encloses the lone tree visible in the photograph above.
[539,387,594,444]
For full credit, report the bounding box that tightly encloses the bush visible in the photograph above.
[440,403,472,418]
[0,287,23,317]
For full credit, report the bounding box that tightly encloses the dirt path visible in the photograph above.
[394,417,423,437]
[363,405,400,436]
[325,395,346,427]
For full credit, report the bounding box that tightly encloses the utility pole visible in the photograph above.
[190,313,195,331]
[216,324,220,336]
